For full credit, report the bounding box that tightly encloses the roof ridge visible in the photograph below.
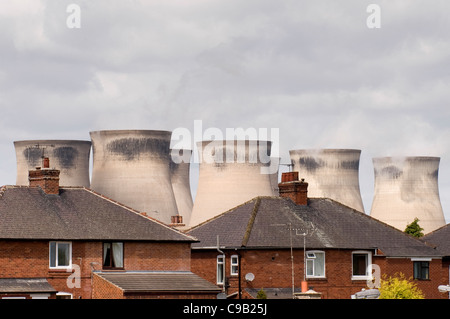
[241,197,261,247]
[186,196,262,232]
[81,187,198,242]
[314,197,436,245]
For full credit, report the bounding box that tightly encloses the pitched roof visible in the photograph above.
[422,224,450,256]
[188,196,440,257]
[95,271,221,293]
[0,278,56,293]
[0,186,196,242]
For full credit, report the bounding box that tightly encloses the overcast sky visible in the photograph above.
[1,0,449,222]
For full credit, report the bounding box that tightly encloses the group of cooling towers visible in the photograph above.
[13,129,447,235]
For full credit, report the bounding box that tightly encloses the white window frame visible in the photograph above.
[230,255,239,276]
[56,292,73,299]
[351,251,372,280]
[49,241,72,269]
[306,250,326,278]
[30,294,50,299]
[217,255,225,285]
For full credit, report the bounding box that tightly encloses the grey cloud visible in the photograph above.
[0,0,449,222]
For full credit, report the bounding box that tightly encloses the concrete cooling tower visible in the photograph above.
[89,130,178,224]
[269,157,280,196]
[370,156,446,234]
[289,149,365,212]
[170,149,194,225]
[189,140,274,227]
[14,140,91,187]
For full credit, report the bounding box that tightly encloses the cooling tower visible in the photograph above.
[289,149,365,212]
[189,140,274,227]
[269,157,280,195]
[89,130,178,224]
[370,156,446,234]
[14,140,91,187]
[170,149,194,225]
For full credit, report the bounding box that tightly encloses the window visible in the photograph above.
[217,255,225,284]
[231,255,239,276]
[306,251,325,278]
[56,292,73,299]
[103,242,124,269]
[49,242,71,269]
[413,260,430,280]
[352,251,372,280]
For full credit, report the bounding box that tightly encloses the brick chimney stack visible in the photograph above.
[28,157,60,195]
[278,171,308,205]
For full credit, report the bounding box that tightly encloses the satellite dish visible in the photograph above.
[245,273,255,282]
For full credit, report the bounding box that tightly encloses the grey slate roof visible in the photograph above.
[422,224,450,256]
[0,278,56,293]
[188,196,440,257]
[0,186,196,242]
[95,271,221,293]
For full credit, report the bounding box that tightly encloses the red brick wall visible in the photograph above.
[191,248,445,299]
[0,240,191,299]
[383,257,445,299]
[124,242,191,271]
[92,273,124,299]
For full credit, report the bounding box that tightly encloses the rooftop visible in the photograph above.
[423,224,450,256]
[95,271,221,293]
[0,185,196,242]
[188,196,440,257]
[0,278,56,294]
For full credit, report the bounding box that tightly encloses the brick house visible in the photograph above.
[188,172,445,299]
[0,159,220,299]
[422,224,450,298]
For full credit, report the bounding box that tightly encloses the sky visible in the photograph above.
[0,0,449,222]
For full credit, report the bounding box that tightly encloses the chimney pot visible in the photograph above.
[281,171,299,183]
[43,157,50,169]
[170,215,185,228]
[171,215,184,224]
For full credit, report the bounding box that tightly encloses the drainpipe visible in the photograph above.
[237,247,242,299]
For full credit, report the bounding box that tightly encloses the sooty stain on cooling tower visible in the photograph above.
[339,160,359,170]
[107,138,170,160]
[23,147,43,166]
[378,165,403,179]
[53,147,78,169]
[430,169,439,179]
[299,157,324,171]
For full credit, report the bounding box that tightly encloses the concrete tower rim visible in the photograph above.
[14,139,92,146]
[290,148,362,155]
